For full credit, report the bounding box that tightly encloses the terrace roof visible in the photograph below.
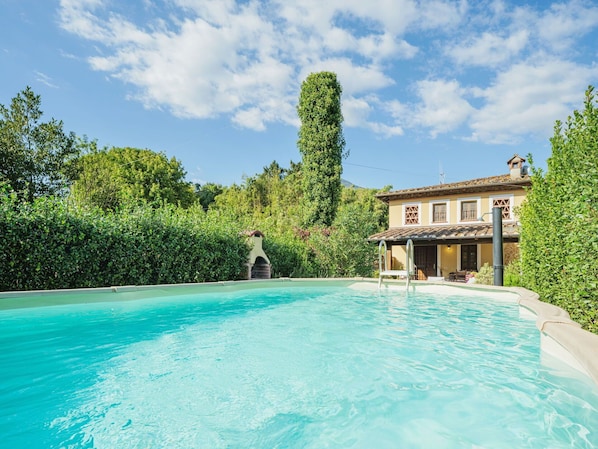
[368,222,521,244]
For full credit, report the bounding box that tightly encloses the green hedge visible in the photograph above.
[0,195,248,291]
[519,87,598,333]
[262,233,319,278]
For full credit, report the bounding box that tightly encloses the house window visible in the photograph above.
[461,245,477,271]
[404,204,419,225]
[432,203,447,223]
[492,198,511,220]
[460,201,477,221]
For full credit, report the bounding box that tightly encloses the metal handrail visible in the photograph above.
[378,239,415,290]
[378,239,388,273]
[405,239,414,290]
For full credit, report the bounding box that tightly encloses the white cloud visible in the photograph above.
[448,30,529,67]
[272,0,421,35]
[232,107,267,131]
[324,28,417,61]
[383,99,410,121]
[59,0,426,132]
[35,71,59,89]
[342,95,403,137]
[172,0,238,26]
[367,121,404,138]
[413,79,474,137]
[299,59,394,96]
[536,0,598,51]
[342,96,373,128]
[418,0,466,30]
[57,0,598,144]
[59,0,122,43]
[357,33,418,61]
[468,59,598,143]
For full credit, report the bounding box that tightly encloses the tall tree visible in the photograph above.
[519,85,598,332]
[71,146,195,210]
[0,87,79,200]
[195,182,224,211]
[210,160,304,229]
[297,72,346,227]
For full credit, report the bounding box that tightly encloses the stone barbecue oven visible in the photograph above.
[244,230,271,280]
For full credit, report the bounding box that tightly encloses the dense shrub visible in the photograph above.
[473,263,493,285]
[0,194,248,291]
[519,86,598,333]
[306,202,379,277]
[252,191,382,279]
[503,259,522,287]
[1,149,389,291]
[211,169,386,279]
[262,232,319,278]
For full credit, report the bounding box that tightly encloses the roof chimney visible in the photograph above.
[507,154,526,179]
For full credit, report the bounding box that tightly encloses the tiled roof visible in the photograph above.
[376,173,531,202]
[368,223,521,243]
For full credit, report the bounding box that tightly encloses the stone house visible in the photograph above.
[369,155,531,280]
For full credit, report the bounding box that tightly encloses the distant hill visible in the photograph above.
[341,179,361,188]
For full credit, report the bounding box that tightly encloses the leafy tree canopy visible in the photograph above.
[195,182,224,211]
[0,86,80,201]
[70,146,195,210]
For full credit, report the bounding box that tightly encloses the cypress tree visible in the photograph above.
[297,72,346,227]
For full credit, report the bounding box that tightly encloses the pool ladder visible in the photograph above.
[378,239,415,289]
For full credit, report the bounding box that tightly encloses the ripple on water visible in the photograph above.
[1,286,597,448]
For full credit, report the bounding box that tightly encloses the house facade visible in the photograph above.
[369,155,531,280]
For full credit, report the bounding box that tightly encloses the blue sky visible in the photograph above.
[1,0,597,190]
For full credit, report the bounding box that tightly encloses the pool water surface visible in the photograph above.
[1,283,597,448]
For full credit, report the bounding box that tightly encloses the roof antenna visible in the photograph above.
[439,162,445,184]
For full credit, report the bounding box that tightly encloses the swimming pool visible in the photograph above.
[1,280,597,448]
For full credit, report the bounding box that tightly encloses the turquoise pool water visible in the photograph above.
[1,283,597,448]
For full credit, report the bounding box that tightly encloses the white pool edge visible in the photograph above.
[512,285,598,386]
[408,281,598,386]
[357,280,598,385]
